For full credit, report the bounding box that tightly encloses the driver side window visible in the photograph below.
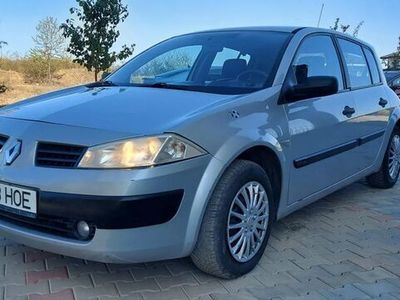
[293,35,344,90]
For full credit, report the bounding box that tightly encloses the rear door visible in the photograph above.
[284,34,361,203]
[336,38,390,169]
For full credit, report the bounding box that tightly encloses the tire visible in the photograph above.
[367,127,400,189]
[191,159,275,279]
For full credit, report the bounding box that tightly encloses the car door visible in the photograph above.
[336,38,390,170]
[284,34,361,203]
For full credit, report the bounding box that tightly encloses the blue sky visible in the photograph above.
[0,0,398,59]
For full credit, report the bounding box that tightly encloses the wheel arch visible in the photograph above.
[236,145,283,220]
[386,106,400,143]
[369,105,400,174]
[183,132,288,256]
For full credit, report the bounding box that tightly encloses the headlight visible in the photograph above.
[78,134,206,169]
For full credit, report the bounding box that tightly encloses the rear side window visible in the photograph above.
[364,48,381,84]
[293,35,344,90]
[338,39,371,88]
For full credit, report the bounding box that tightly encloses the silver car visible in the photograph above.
[0,27,399,279]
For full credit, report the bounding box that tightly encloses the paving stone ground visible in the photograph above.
[1,180,400,300]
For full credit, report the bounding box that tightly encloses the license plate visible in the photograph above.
[0,182,38,218]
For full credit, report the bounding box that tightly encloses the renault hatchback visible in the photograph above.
[0,27,399,279]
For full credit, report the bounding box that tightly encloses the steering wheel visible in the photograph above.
[237,70,268,84]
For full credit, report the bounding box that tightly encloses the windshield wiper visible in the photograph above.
[137,82,194,91]
[86,80,117,88]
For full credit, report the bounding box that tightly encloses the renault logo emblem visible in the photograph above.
[4,140,22,166]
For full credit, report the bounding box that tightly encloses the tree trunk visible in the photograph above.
[95,70,99,82]
[47,59,51,83]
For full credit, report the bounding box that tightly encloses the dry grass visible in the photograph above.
[0,68,95,105]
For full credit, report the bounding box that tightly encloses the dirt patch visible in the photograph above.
[0,68,95,105]
[54,68,94,86]
[0,70,24,85]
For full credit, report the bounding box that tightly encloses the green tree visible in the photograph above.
[331,18,364,37]
[352,21,365,38]
[396,36,400,57]
[61,0,135,81]
[31,17,66,82]
[392,36,400,69]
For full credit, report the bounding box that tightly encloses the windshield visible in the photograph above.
[108,31,291,94]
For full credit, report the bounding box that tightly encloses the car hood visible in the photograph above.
[0,86,238,135]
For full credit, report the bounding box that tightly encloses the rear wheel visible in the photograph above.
[367,127,400,188]
[191,160,274,279]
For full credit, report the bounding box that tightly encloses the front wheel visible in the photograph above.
[367,127,400,189]
[191,160,274,279]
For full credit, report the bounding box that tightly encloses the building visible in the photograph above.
[381,52,400,70]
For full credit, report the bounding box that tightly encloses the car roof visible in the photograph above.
[168,26,376,54]
[194,26,303,33]
[187,26,371,45]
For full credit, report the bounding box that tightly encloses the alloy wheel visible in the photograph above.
[226,181,269,263]
[389,134,400,180]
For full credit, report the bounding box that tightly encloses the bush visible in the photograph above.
[0,57,78,83]
[0,84,7,93]
[22,56,49,83]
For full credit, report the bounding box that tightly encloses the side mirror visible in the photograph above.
[101,72,111,81]
[285,76,339,102]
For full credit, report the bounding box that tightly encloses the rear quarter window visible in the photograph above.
[364,48,381,84]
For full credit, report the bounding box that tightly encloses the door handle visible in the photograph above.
[342,106,355,118]
[379,97,388,108]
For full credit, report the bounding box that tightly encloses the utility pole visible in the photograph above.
[317,4,325,28]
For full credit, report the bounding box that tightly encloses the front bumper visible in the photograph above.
[0,154,214,263]
[0,217,191,263]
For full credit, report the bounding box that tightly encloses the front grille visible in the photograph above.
[36,142,86,168]
[0,135,9,151]
[0,209,95,241]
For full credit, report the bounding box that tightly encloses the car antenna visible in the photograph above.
[317,3,325,28]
